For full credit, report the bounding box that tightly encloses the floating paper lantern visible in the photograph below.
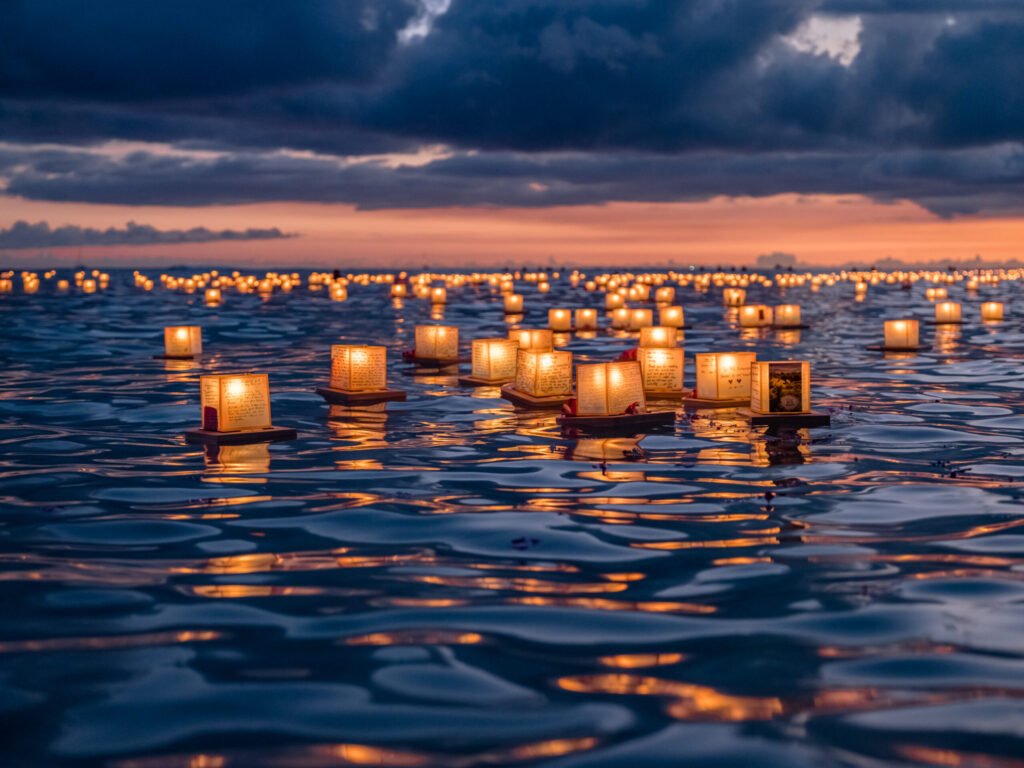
[981,302,1003,321]
[659,306,684,328]
[330,345,387,391]
[330,283,347,301]
[538,281,550,293]
[606,293,625,310]
[638,326,676,348]
[629,308,653,330]
[200,374,271,432]
[82,279,97,293]
[774,304,801,327]
[655,286,675,304]
[638,347,684,394]
[723,288,745,307]
[575,308,598,330]
[855,281,867,295]
[749,361,810,414]
[695,352,756,400]
[549,308,573,331]
[883,320,919,349]
[471,338,519,382]
[205,288,222,305]
[739,305,773,328]
[515,350,572,397]
[508,328,554,351]
[576,361,646,416]
[504,293,524,314]
[926,287,948,301]
[391,283,407,298]
[430,287,447,304]
[414,325,459,358]
[610,308,631,329]
[935,301,962,323]
[164,326,203,357]
[56,279,70,291]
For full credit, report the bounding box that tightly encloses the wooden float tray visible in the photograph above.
[924,320,965,326]
[736,408,830,428]
[557,410,677,432]
[682,395,750,409]
[865,344,928,352]
[499,383,572,409]
[315,387,406,405]
[771,324,810,330]
[185,426,297,445]
[153,354,201,360]
[457,375,510,387]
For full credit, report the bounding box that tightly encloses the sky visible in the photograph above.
[3,0,1024,267]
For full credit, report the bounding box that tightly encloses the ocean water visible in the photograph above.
[2,272,1024,767]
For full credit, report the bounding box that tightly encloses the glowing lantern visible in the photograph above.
[629,308,653,330]
[966,279,979,291]
[695,352,756,401]
[549,308,573,331]
[330,345,387,391]
[200,374,271,431]
[538,281,550,293]
[981,302,1003,321]
[414,325,458,358]
[655,286,675,304]
[855,281,867,295]
[606,293,625,310]
[57,279,70,291]
[879,319,919,351]
[508,328,553,351]
[575,308,598,330]
[205,288,222,305]
[576,361,646,416]
[515,350,572,397]
[639,347,685,394]
[391,283,407,298]
[739,305,773,327]
[611,308,630,329]
[164,326,203,357]
[430,287,447,304]
[750,361,810,414]
[926,287,948,301]
[723,288,745,307]
[774,304,801,327]
[500,279,515,294]
[638,326,676,348]
[471,338,519,382]
[504,293,524,314]
[82,279,97,293]
[0,279,12,293]
[330,283,347,301]
[935,301,962,323]
[659,306,684,328]
[584,280,597,291]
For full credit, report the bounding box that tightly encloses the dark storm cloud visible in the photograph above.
[1,0,1024,216]
[0,220,294,250]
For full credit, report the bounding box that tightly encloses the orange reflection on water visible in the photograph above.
[189,585,323,598]
[894,745,1024,768]
[598,653,687,668]
[712,556,773,566]
[314,743,429,766]
[633,536,777,550]
[203,442,271,474]
[510,596,715,614]
[344,631,483,646]
[0,630,220,654]
[412,574,628,594]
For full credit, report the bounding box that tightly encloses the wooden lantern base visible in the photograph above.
[925,320,964,326]
[645,389,685,400]
[865,344,928,352]
[682,395,750,409]
[185,426,297,445]
[499,383,572,409]
[557,410,677,432]
[154,354,200,360]
[315,387,406,405]
[736,408,830,428]
[457,375,510,387]
[771,323,810,330]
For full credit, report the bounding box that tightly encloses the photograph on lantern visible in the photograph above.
[766,362,804,413]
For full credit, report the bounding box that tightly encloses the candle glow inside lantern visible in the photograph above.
[508,328,553,351]
[330,345,387,391]
[695,352,757,400]
[414,325,459,358]
[164,326,203,357]
[430,286,447,304]
[629,308,653,330]
[981,302,1004,321]
[774,304,801,327]
[606,293,625,310]
[391,283,408,298]
[205,288,222,304]
[926,287,948,301]
[655,286,675,304]
[575,308,598,330]
[659,306,684,328]
[723,288,746,307]
[749,360,810,414]
[200,374,272,432]
[471,339,519,382]
[639,347,684,394]
[935,301,962,323]
[576,361,646,416]
[739,304,773,327]
[515,349,572,397]
[549,308,573,331]
[884,319,920,349]
[504,293,524,313]
[638,326,677,348]
[611,308,631,329]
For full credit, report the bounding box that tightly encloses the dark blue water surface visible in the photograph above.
[2,271,1024,768]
